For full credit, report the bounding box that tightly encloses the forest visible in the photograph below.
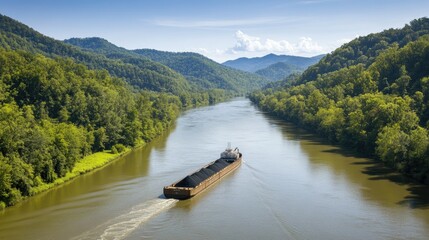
[1,14,270,96]
[250,18,429,183]
[0,49,183,208]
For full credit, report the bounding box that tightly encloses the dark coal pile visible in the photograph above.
[175,159,231,188]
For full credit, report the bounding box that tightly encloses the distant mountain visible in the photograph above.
[132,49,270,92]
[0,14,190,94]
[66,37,270,93]
[222,53,324,73]
[255,61,303,81]
[65,37,140,59]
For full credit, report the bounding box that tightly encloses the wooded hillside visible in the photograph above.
[250,18,429,183]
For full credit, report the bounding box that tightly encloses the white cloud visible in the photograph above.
[296,37,323,52]
[190,31,327,62]
[229,30,323,55]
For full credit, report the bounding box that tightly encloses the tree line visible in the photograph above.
[250,19,429,184]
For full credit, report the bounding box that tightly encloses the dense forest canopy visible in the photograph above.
[250,18,429,183]
[0,15,193,95]
[254,62,303,81]
[299,18,429,84]
[0,48,192,208]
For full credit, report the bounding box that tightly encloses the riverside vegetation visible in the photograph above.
[0,14,273,209]
[250,18,429,183]
[0,49,184,209]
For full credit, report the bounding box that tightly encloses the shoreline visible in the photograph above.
[1,99,232,210]
[30,147,135,196]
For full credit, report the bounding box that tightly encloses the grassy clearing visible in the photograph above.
[32,149,130,195]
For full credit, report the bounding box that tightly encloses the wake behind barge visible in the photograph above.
[163,146,242,199]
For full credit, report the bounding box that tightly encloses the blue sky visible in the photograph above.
[0,0,428,62]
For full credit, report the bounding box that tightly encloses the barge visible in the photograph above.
[163,146,242,199]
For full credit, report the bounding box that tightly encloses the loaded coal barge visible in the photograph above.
[163,146,242,199]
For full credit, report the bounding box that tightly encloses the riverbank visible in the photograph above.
[248,92,429,185]
[0,95,236,210]
[30,147,132,196]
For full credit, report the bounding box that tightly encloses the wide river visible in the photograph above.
[1,98,429,240]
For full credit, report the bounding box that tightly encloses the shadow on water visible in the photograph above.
[356,159,429,209]
[320,146,369,158]
[327,145,429,209]
[323,142,429,210]
[259,110,429,210]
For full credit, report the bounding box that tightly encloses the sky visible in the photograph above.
[0,0,428,62]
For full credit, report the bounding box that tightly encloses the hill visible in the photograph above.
[249,17,429,182]
[65,37,139,59]
[65,37,270,93]
[133,49,271,92]
[300,18,429,84]
[254,61,302,81]
[222,53,324,73]
[0,14,190,94]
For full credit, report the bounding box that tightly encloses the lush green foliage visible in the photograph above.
[255,62,303,81]
[300,18,429,84]
[31,150,125,196]
[0,14,191,94]
[250,18,429,182]
[0,49,185,207]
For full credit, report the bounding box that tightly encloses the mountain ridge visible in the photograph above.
[66,37,271,93]
[0,14,191,94]
[222,53,324,73]
[254,61,303,81]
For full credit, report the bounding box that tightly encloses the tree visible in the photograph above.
[316,106,345,141]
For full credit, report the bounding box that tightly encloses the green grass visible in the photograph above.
[32,149,130,195]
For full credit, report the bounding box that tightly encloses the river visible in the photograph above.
[1,98,429,240]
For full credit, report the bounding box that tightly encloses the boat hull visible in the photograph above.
[163,157,242,199]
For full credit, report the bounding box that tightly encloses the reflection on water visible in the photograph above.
[1,98,429,240]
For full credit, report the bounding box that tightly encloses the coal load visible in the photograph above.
[175,159,231,188]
